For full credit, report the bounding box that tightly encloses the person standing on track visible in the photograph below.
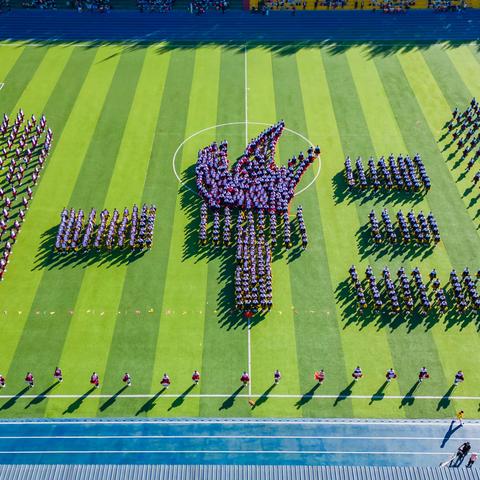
[122,372,131,387]
[274,369,281,384]
[192,370,200,385]
[54,367,63,383]
[467,452,478,468]
[455,410,465,426]
[90,372,100,389]
[352,366,363,381]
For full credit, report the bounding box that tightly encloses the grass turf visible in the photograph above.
[0,42,479,419]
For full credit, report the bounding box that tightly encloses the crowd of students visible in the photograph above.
[446,98,480,185]
[0,110,52,281]
[55,204,156,252]
[369,209,440,244]
[349,265,480,314]
[21,0,55,8]
[189,0,228,13]
[73,0,111,12]
[345,154,431,192]
[137,0,173,12]
[196,122,318,314]
[0,0,10,11]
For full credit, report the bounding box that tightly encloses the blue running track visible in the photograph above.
[0,418,478,467]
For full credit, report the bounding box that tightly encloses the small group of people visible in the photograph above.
[55,204,156,252]
[21,0,55,8]
[345,154,430,192]
[189,0,227,13]
[430,0,466,11]
[73,0,111,12]
[447,98,480,182]
[137,0,173,12]
[369,209,440,244]
[349,265,480,315]
[0,110,52,282]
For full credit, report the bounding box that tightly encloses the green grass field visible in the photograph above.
[0,41,479,419]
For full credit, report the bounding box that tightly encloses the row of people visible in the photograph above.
[349,265,480,314]
[1,366,465,392]
[196,121,319,213]
[0,110,52,281]
[369,209,440,244]
[447,98,480,180]
[137,0,173,11]
[54,204,156,251]
[345,154,430,192]
[235,210,273,312]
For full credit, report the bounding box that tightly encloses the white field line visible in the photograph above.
[1,393,480,400]
[0,435,476,441]
[0,449,451,456]
[0,83,4,91]
[244,45,248,146]
[0,419,476,426]
[247,319,252,397]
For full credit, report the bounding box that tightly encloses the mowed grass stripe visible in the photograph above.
[0,47,48,115]
[246,49,301,417]
[3,46,121,416]
[0,47,102,417]
[380,51,480,412]
[96,47,171,417]
[0,46,25,93]
[144,47,221,418]
[111,49,196,418]
[43,48,147,418]
[269,52,329,418]
[321,50,400,418]
[199,48,249,417]
[11,46,74,117]
[347,47,452,418]
[296,49,354,418]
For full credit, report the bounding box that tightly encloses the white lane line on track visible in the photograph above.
[1,393,480,400]
[0,435,476,441]
[0,450,451,455]
[0,419,476,426]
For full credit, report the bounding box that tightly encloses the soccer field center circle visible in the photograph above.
[172,121,321,197]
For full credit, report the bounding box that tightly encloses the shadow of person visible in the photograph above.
[369,381,388,405]
[334,380,355,407]
[135,388,166,416]
[440,420,462,448]
[437,384,455,411]
[399,380,420,408]
[168,384,196,411]
[25,382,59,409]
[0,386,30,410]
[219,385,244,411]
[99,385,129,412]
[251,384,276,410]
[63,387,96,415]
[295,383,321,410]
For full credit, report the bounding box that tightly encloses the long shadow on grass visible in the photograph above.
[33,226,147,271]
[0,387,29,411]
[219,385,244,411]
[99,385,129,412]
[63,387,96,415]
[437,384,456,411]
[168,384,196,411]
[334,380,355,407]
[399,380,419,409]
[251,384,276,410]
[25,382,59,409]
[135,388,166,416]
[295,383,321,409]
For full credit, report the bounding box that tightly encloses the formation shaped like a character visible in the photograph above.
[195,121,320,316]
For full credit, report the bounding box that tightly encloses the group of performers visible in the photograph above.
[0,110,52,281]
[55,204,156,252]
[195,122,319,314]
[369,209,440,244]
[446,98,480,182]
[345,154,431,192]
[349,265,480,315]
